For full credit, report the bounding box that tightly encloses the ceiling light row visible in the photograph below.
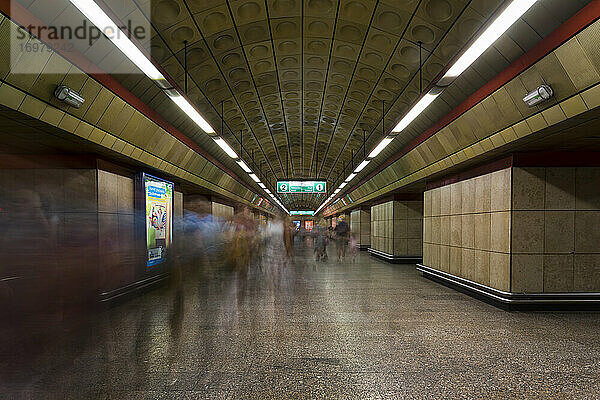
[69,0,289,214]
[315,0,539,216]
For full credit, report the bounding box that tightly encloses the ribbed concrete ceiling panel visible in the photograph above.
[23,0,590,209]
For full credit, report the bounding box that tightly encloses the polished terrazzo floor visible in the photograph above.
[2,242,600,399]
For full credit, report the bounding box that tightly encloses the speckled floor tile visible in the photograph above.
[1,242,600,399]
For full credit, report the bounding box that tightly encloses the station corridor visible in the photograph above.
[2,0,600,398]
[2,243,599,399]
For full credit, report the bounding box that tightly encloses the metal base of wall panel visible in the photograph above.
[359,245,370,251]
[99,273,170,304]
[417,264,600,311]
[368,248,423,264]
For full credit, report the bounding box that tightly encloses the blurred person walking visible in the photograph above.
[333,216,350,262]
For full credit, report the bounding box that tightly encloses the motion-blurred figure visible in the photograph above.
[313,221,329,262]
[333,216,350,262]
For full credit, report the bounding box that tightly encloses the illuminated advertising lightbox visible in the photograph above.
[293,220,301,230]
[144,174,173,267]
[305,220,314,231]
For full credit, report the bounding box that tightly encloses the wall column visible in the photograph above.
[420,153,600,308]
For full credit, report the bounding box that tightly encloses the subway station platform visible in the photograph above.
[2,243,599,399]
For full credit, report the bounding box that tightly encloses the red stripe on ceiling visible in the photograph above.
[344,0,600,200]
[0,0,256,196]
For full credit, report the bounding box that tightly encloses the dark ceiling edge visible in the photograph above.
[0,0,270,206]
[337,0,600,207]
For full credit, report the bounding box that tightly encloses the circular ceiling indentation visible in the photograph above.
[172,26,194,42]
[187,47,206,65]
[306,81,321,90]
[286,100,299,107]
[249,44,269,58]
[330,73,346,83]
[229,67,246,81]
[306,100,319,107]
[205,78,222,91]
[213,34,234,50]
[398,46,419,63]
[354,79,369,91]
[307,39,327,53]
[426,0,452,22]
[307,56,324,67]
[329,84,343,93]
[280,56,297,68]
[308,21,329,36]
[460,18,481,38]
[282,70,298,80]
[336,44,355,58]
[339,24,361,42]
[279,40,297,53]
[307,70,322,80]
[254,60,272,72]
[412,25,435,44]
[154,0,180,25]
[203,12,227,32]
[276,21,298,36]
[308,0,334,12]
[237,2,261,19]
[344,1,368,19]
[283,82,298,90]
[222,53,241,67]
[358,66,375,80]
[150,45,167,61]
[272,0,297,13]
[364,51,383,65]
[333,59,351,72]
[383,77,401,90]
[370,33,391,48]
[306,92,320,99]
[245,26,267,42]
[390,63,410,78]
[378,11,402,30]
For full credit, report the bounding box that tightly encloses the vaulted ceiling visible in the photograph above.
[17,0,592,210]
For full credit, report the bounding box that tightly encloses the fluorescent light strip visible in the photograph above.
[237,160,252,173]
[339,182,347,189]
[355,160,370,173]
[167,92,215,134]
[258,183,266,189]
[368,137,394,158]
[249,173,260,183]
[70,0,164,81]
[392,92,439,133]
[345,173,357,182]
[70,1,216,134]
[443,0,538,80]
[213,137,238,158]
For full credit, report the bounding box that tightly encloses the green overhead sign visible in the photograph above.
[290,211,315,216]
[277,181,326,194]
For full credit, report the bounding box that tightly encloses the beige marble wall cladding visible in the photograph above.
[371,200,423,257]
[511,167,600,293]
[212,202,234,220]
[351,209,371,248]
[423,168,512,291]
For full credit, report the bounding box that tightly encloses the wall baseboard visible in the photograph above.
[417,264,600,310]
[99,273,170,304]
[368,248,423,264]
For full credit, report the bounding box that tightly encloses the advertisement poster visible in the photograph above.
[144,174,173,267]
[305,220,314,231]
[293,220,301,230]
